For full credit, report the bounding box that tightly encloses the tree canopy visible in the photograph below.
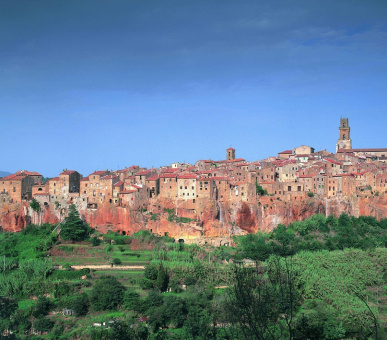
[60,204,90,242]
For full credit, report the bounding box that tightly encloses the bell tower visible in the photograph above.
[227,147,235,160]
[336,118,352,152]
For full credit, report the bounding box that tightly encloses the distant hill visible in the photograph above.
[0,171,11,178]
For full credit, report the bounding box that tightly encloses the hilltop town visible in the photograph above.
[2,118,387,241]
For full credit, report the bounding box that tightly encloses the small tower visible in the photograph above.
[336,118,352,152]
[227,147,235,160]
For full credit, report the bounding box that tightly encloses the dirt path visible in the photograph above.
[58,265,145,270]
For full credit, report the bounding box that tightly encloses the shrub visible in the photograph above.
[123,289,141,310]
[90,276,126,311]
[91,237,101,246]
[112,258,122,265]
[307,192,314,197]
[33,317,54,332]
[30,198,40,213]
[32,296,52,318]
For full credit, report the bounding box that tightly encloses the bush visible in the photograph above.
[90,276,126,311]
[68,293,89,316]
[32,296,52,318]
[34,317,54,332]
[144,265,158,280]
[307,192,314,197]
[123,289,141,310]
[112,258,122,265]
[91,237,101,246]
[30,198,41,213]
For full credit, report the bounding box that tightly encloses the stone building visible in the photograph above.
[292,145,315,155]
[196,177,216,199]
[177,174,197,201]
[0,171,39,203]
[145,175,159,198]
[336,117,352,152]
[227,147,236,160]
[159,173,178,198]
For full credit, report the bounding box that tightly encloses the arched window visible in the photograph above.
[343,134,346,140]
[343,123,346,127]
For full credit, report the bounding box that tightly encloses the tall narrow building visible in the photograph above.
[336,118,352,152]
[227,147,235,160]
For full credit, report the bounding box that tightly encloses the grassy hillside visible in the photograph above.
[0,214,386,339]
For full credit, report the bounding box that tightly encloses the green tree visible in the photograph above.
[68,293,89,316]
[90,276,126,311]
[33,317,54,332]
[30,198,40,212]
[32,296,52,318]
[0,297,17,333]
[156,264,169,292]
[60,204,90,241]
[256,183,268,196]
[123,289,141,310]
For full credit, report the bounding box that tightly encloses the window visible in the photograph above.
[185,186,187,189]
[288,186,291,191]
[180,186,182,189]
[192,186,194,190]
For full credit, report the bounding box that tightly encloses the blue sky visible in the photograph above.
[1,1,387,177]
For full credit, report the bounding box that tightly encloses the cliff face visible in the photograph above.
[2,195,387,238]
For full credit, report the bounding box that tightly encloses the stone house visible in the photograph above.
[145,175,159,198]
[177,174,197,201]
[159,173,178,198]
[0,171,40,203]
[196,177,216,200]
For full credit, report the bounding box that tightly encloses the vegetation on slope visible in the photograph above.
[0,213,385,339]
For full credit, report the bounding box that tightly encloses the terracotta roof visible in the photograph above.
[120,189,137,194]
[298,175,314,178]
[146,175,159,181]
[81,176,89,182]
[1,170,42,181]
[326,159,343,165]
[278,150,292,154]
[226,158,245,163]
[90,170,108,176]
[60,170,77,175]
[161,168,180,173]
[1,173,25,181]
[160,173,177,178]
[212,177,229,181]
[49,177,60,181]
[33,192,49,196]
[132,184,142,189]
[19,170,42,176]
[177,174,197,179]
[197,177,214,181]
[101,175,118,180]
[338,148,387,153]
[114,181,124,187]
[227,147,235,150]
[136,170,153,176]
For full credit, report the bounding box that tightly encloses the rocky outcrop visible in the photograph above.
[2,194,387,238]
